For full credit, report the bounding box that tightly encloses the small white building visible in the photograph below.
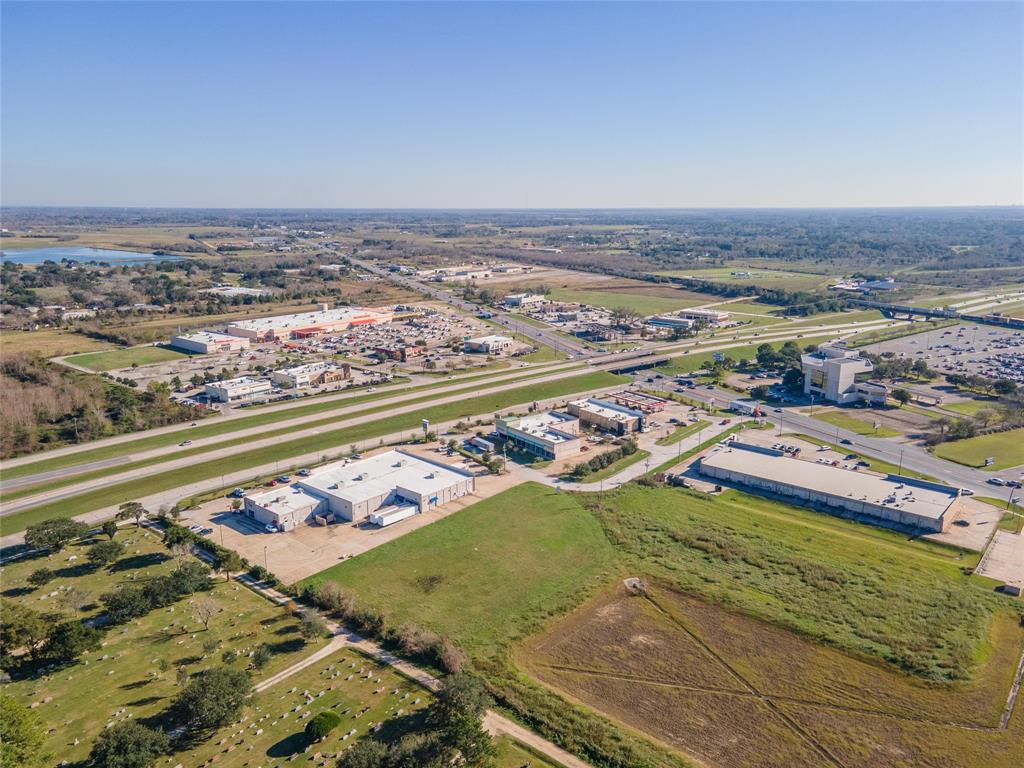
[464,334,515,354]
[680,308,730,325]
[204,376,272,403]
[171,331,250,355]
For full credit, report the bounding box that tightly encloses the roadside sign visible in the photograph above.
[421,419,430,435]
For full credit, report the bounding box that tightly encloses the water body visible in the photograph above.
[0,246,184,265]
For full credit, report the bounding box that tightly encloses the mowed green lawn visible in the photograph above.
[546,287,706,315]
[812,410,900,438]
[660,335,833,375]
[943,398,1000,417]
[2,371,626,534]
[933,428,1024,470]
[0,529,315,766]
[64,344,194,371]
[654,267,832,292]
[301,483,617,657]
[655,420,709,446]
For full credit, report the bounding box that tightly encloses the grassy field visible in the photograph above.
[1,329,114,357]
[846,318,958,347]
[0,528,314,766]
[523,586,1024,768]
[943,397,1000,417]
[302,484,616,656]
[707,300,787,315]
[933,428,1024,469]
[300,478,1020,766]
[2,370,626,533]
[586,484,1012,680]
[64,344,193,371]
[812,409,901,438]
[654,267,832,292]
[546,287,705,315]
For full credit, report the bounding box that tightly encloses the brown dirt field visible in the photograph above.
[519,586,1024,768]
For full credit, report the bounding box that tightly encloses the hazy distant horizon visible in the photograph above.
[3,2,1021,208]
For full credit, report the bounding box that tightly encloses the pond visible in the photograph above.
[0,246,184,265]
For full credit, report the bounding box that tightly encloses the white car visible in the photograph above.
[264,524,278,533]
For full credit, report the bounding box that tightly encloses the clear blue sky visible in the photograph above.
[2,1,1021,208]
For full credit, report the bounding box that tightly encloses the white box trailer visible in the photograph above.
[369,504,418,528]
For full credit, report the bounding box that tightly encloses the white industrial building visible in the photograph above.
[242,450,476,530]
[646,315,694,331]
[680,308,730,324]
[699,441,960,533]
[504,293,546,307]
[204,376,272,403]
[271,362,350,389]
[801,343,888,405]
[496,411,582,460]
[463,334,515,354]
[225,306,392,341]
[170,331,250,355]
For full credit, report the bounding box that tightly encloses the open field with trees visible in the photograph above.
[299,480,1023,767]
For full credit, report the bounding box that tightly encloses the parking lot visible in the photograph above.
[862,323,1024,383]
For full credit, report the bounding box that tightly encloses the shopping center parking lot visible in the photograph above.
[861,324,1024,382]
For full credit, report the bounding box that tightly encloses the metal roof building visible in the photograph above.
[699,441,961,533]
[244,449,476,529]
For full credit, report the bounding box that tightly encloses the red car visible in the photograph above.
[264,479,278,487]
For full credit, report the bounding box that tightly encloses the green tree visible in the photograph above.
[101,520,119,540]
[27,568,55,588]
[892,389,912,406]
[304,710,341,742]
[0,695,48,768]
[0,601,53,660]
[100,586,151,624]
[24,518,89,552]
[172,667,252,730]
[251,644,271,670]
[298,608,329,641]
[336,739,389,768]
[117,501,149,528]
[46,621,102,663]
[88,721,169,768]
[88,539,126,568]
[213,550,244,582]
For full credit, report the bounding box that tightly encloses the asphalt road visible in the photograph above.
[640,377,1014,494]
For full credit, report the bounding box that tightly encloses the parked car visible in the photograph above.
[297,468,311,476]
[276,475,291,483]
[264,524,277,534]
[265,479,278,487]
[229,488,246,498]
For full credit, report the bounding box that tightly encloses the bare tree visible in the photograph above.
[192,597,219,631]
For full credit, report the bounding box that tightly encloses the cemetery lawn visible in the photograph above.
[0,528,315,766]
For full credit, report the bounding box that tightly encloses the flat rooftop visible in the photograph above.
[507,412,579,443]
[209,376,269,389]
[298,450,469,505]
[227,307,388,332]
[570,398,642,422]
[276,362,345,376]
[701,444,957,521]
[467,334,513,344]
[246,486,321,516]
[172,331,242,343]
